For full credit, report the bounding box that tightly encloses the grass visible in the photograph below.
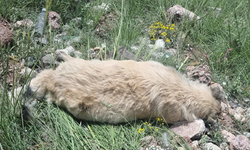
[0,0,250,149]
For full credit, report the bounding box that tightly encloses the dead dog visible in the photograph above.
[22,51,223,124]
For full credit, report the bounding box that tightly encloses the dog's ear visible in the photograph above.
[210,83,225,101]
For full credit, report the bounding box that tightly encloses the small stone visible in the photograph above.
[0,24,12,47]
[155,39,165,49]
[66,36,81,45]
[74,51,82,58]
[93,3,109,11]
[87,20,94,26]
[55,46,75,56]
[243,132,250,138]
[131,46,139,51]
[170,119,205,139]
[221,130,236,143]
[219,142,229,150]
[14,19,33,27]
[26,56,36,68]
[202,143,221,150]
[20,67,37,78]
[70,17,82,27]
[191,140,199,148]
[229,100,238,108]
[161,132,171,149]
[231,135,250,150]
[101,43,106,48]
[48,11,61,29]
[221,102,230,112]
[140,136,157,147]
[229,107,246,122]
[41,54,60,69]
[166,5,200,22]
[118,46,136,60]
[245,108,250,118]
[243,98,250,103]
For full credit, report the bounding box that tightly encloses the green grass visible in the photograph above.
[1,0,250,149]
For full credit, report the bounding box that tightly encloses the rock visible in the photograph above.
[191,140,199,149]
[55,46,75,56]
[219,112,234,128]
[20,67,37,79]
[70,17,82,27]
[66,36,81,45]
[221,130,236,143]
[26,56,36,68]
[140,136,157,147]
[41,54,60,69]
[170,119,205,140]
[243,98,250,103]
[48,11,61,29]
[231,135,250,150]
[118,46,136,60]
[243,132,250,138]
[166,5,200,22]
[14,19,33,28]
[228,107,245,122]
[161,132,171,149]
[0,24,12,47]
[74,51,82,58]
[186,64,212,84]
[245,108,250,118]
[221,102,230,112]
[219,142,229,150]
[155,39,165,49]
[93,3,109,11]
[202,143,221,150]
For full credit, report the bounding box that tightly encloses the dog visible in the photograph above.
[21,51,223,124]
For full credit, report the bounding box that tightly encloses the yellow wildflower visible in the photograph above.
[155,128,158,131]
[161,32,167,37]
[166,38,170,42]
[138,128,145,134]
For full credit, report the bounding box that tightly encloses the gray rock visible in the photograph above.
[202,143,221,150]
[26,57,36,68]
[231,135,250,150]
[221,130,236,143]
[20,67,37,79]
[170,119,205,139]
[219,142,229,150]
[243,132,250,138]
[243,98,250,103]
[55,46,75,56]
[48,11,61,29]
[0,24,12,47]
[14,19,33,28]
[166,5,200,21]
[155,39,165,49]
[140,136,157,147]
[228,107,246,122]
[41,54,60,68]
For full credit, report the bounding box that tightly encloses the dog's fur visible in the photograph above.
[27,51,222,124]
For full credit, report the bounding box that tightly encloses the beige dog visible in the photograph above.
[27,51,222,124]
